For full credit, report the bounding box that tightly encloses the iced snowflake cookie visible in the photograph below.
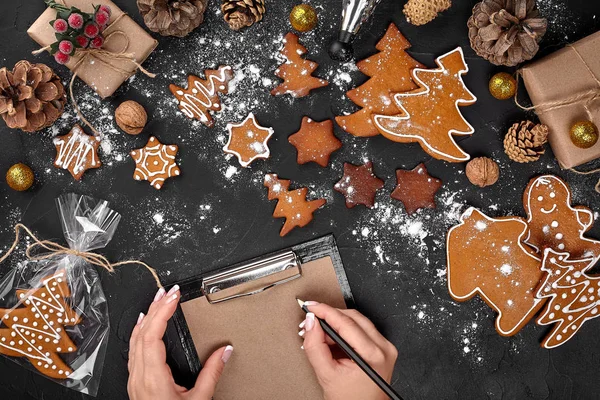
[130,136,180,190]
[447,208,545,336]
[271,33,328,98]
[0,270,80,379]
[523,175,600,259]
[53,124,102,180]
[223,113,274,167]
[288,117,342,167]
[264,174,326,236]
[169,65,233,127]
[334,161,384,208]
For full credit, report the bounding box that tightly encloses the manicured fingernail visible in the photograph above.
[298,329,305,337]
[153,287,165,302]
[305,313,315,332]
[299,320,305,329]
[222,345,234,363]
[167,285,180,296]
[166,293,179,304]
[304,301,319,307]
[137,312,145,325]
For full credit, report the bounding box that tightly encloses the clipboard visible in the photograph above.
[169,235,354,400]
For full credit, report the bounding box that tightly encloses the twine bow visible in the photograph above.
[515,44,600,193]
[0,224,163,289]
[32,2,156,138]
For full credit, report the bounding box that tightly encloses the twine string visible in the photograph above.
[0,223,162,288]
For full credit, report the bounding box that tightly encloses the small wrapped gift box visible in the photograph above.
[520,31,600,169]
[27,0,158,99]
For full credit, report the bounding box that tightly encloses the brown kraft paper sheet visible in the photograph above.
[27,0,158,99]
[520,30,600,169]
[181,257,347,400]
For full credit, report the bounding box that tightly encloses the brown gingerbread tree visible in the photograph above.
[374,47,477,163]
[536,249,600,349]
[271,32,328,98]
[264,174,326,236]
[336,23,424,137]
[0,270,81,379]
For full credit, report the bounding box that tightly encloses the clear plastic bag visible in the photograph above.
[0,193,121,396]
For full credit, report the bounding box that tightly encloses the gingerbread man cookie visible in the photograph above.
[53,124,102,181]
[288,117,342,167]
[374,47,477,162]
[130,136,180,190]
[264,174,326,236]
[334,161,384,208]
[391,163,442,214]
[0,270,81,379]
[169,65,233,127]
[223,113,274,167]
[523,175,600,260]
[536,249,600,349]
[271,33,328,98]
[447,208,546,336]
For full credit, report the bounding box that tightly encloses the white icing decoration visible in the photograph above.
[173,66,232,122]
[223,112,274,168]
[53,126,101,176]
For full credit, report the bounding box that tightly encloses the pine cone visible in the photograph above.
[0,60,66,133]
[504,120,549,163]
[468,0,547,66]
[404,0,452,26]
[222,0,266,31]
[137,0,208,37]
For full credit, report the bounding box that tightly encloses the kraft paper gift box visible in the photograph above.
[27,0,158,99]
[520,30,600,169]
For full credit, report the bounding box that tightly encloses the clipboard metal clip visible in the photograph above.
[201,250,302,304]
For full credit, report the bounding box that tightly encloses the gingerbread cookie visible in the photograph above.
[447,208,546,336]
[271,33,328,98]
[0,270,81,379]
[169,65,233,127]
[374,47,477,163]
[391,163,442,214]
[536,249,600,348]
[53,124,102,181]
[130,136,180,190]
[523,175,600,260]
[264,174,326,236]
[288,117,342,167]
[223,113,274,168]
[334,161,384,208]
[336,23,424,137]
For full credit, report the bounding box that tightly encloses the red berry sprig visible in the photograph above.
[46,0,112,65]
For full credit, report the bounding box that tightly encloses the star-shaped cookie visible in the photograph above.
[223,113,274,167]
[53,124,102,180]
[391,163,442,214]
[130,136,180,190]
[334,161,384,208]
[288,117,342,167]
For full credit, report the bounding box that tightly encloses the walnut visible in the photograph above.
[466,157,499,187]
[115,100,147,135]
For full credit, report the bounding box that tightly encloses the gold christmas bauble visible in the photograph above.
[570,120,599,149]
[6,163,34,191]
[489,72,517,100]
[289,4,318,32]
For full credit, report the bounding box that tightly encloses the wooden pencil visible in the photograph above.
[297,299,403,400]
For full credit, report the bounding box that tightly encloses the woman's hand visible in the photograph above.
[300,302,398,400]
[127,285,233,400]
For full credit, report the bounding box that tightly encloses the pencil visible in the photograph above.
[296,299,403,400]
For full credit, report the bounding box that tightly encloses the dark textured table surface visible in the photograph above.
[1,0,600,399]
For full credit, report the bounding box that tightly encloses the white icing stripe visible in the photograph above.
[446,207,542,336]
[223,112,274,168]
[373,47,476,162]
[176,66,232,121]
